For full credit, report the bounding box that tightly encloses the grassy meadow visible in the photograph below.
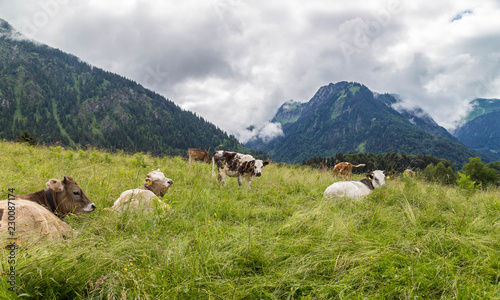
[0,141,500,299]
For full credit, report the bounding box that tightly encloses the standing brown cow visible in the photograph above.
[332,162,366,180]
[187,148,211,164]
[15,176,96,217]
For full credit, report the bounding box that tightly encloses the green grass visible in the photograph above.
[0,141,500,299]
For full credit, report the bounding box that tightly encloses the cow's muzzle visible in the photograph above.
[84,203,97,212]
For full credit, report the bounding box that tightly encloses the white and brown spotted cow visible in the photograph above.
[212,150,269,187]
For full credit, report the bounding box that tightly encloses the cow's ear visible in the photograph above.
[63,176,74,183]
[367,174,374,180]
[46,179,65,192]
[263,161,270,167]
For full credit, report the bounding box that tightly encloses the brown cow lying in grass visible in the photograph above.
[111,169,174,212]
[15,176,96,217]
[0,176,95,245]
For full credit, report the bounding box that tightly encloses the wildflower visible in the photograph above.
[130,262,133,266]
[124,268,128,271]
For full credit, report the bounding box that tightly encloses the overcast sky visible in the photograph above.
[1,0,499,142]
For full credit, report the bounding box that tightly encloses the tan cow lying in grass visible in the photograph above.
[0,200,73,246]
[0,177,94,245]
[111,169,173,212]
[324,170,386,199]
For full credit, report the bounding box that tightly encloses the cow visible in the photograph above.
[0,199,73,246]
[404,169,415,177]
[332,162,366,180]
[15,177,96,217]
[111,169,173,212]
[324,170,386,199]
[212,150,269,187]
[187,148,211,164]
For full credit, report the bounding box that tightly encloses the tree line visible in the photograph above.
[302,152,500,187]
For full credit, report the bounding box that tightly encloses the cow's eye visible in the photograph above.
[73,191,80,195]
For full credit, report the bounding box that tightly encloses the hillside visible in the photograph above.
[0,19,247,156]
[454,98,500,161]
[246,82,480,164]
[0,141,499,298]
[462,98,500,122]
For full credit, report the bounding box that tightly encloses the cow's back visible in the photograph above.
[112,189,169,212]
[0,199,73,246]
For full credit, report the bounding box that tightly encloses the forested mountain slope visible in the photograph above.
[0,19,247,156]
[454,99,500,161]
[246,82,480,164]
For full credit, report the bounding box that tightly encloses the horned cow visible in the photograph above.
[111,169,173,212]
[15,176,96,217]
[324,170,386,199]
[212,150,269,187]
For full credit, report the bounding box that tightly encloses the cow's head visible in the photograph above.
[144,169,174,197]
[366,170,386,188]
[240,159,269,177]
[46,177,96,215]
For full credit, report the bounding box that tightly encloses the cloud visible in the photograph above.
[0,0,499,139]
[452,9,473,22]
[241,122,284,144]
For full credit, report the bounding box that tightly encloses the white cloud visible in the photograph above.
[0,0,499,139]
[241,122,284,144]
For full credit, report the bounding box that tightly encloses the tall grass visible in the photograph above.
[0,141,499,299]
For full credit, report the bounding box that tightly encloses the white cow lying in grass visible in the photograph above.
[111,169,173,212]
[324,170,386,199]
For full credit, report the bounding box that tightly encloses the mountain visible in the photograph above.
[0,19,250,156]
[246,81,481,164]
[454,99,500,161]
[374,93,459,141]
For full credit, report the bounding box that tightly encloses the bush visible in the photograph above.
[16,130,38,145]
[423,162,457,185]
[461,157,499,187]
